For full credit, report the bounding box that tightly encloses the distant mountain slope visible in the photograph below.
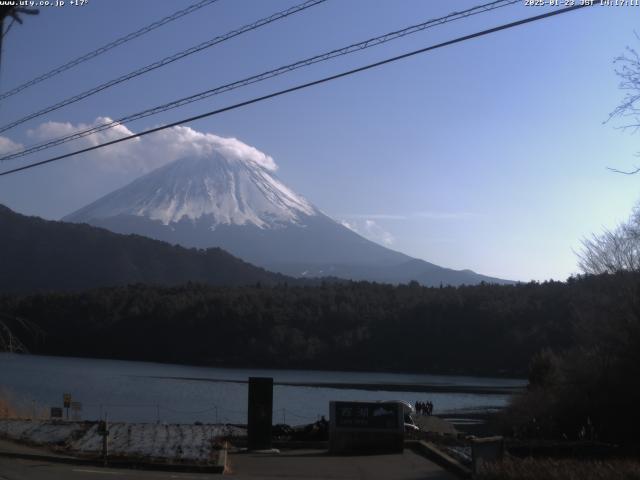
[0,204,290,293]
[64,151,513,286]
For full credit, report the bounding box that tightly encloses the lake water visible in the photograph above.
[0,353,525,425]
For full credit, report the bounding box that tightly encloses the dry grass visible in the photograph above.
[0,390,19,419]
[0,389,48,420]
[478,457,640,480]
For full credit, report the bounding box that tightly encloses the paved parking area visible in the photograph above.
[226,448,456,479]
[0,456,219,480]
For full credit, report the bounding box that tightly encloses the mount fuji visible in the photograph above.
[64,147,510,286]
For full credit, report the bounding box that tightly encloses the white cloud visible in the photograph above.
[29,118,134,146]
[413,212,475,220]
[337,211,479,247]
[364,219,395,246]
[340,218,395,246]
[152,126,277,171]
[0,136,23,155]
[341,211,475,220]
[28,118,141,172]
[27,118,277,174]
[340,220,356,231]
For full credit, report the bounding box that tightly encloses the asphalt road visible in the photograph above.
[227,449,456,479]
[0,450,456,480]
[0,457,219,480]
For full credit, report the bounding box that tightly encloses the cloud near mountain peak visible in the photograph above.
[27,118,277,173]
[154,126,277,172]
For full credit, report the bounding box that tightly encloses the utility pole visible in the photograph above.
[0,7,39,74]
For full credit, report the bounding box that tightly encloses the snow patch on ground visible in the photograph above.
[444,445,472,465]
[0,419,82,445]
[0,419,243,462]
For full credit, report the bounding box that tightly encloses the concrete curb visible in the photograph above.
[273,440,328,450]
[0,449,227,474]
[217,445,228,473]
[406,440,471,479]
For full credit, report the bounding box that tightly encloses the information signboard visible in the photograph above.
[334,401,400,430]
[63,393,71,408]
[329,400,404,453]
[70,401,82,419]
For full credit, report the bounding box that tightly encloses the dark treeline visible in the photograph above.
[497,271,640,444]
[0,204,290,292]
[1,273,628,377]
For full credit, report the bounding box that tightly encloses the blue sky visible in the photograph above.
[0,0,638,282]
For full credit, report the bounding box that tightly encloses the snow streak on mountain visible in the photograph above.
[66,151,317,229]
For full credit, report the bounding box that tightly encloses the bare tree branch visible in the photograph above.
[606,34,640,174]
[606,166,640,175]
[0,312,43,353]
[578,206,640,274]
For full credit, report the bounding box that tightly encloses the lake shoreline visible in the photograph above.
[141,375,524,396]
[4,352,527,383]
[0,352,523,424]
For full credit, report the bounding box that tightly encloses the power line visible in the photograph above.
[0,0,520,163]
[0,0,221,101]
[0,3,595,178]
[0,0,327,134]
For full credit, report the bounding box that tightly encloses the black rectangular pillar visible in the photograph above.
[247,377,273,450]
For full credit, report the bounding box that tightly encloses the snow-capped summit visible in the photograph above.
[65,152,317,229]
[64,136,511,286]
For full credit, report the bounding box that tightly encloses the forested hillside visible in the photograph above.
[0,204,290,292]
[4,273,629,376]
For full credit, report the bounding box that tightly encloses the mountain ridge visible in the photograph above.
[0,204,292,293]
[64,150,513,286]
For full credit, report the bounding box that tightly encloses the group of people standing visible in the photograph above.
[415,400,433,416]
